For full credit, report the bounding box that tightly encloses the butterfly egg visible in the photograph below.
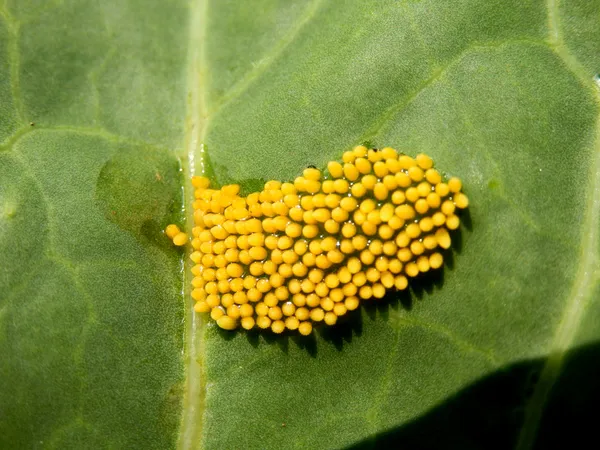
[285,316,300,330]
[169,231,187,246]
[165,224,181,239]
[180,146,468,334]
[271,320,286,334]
[192,176,211,189]
[298,321,313,336]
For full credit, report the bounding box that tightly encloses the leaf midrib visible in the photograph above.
[178,0,330,446]
[179,0,208,449]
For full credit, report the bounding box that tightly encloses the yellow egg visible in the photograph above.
[194,301,210,313]
[298,322,313,336]
[429,252,444,269]
[257,316,271,329]
[271,320,286,334]
[178,147,468,334]
[416,154,433,170]
[308,308,324,322]
[454,192,469,209]
[285,316,300,331]
[448,177,462,193]
[343,163,360,181]
[324,312,338,326]
[349,183,366,198]
[241,317,255,330]
[165,224,181,239]
[192,176,210,189]
[345,296,360,311]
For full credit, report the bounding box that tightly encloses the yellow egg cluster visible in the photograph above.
[167,146,468,335]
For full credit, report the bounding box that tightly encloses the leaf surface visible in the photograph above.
[0,1,188,448]
[1,1,600,449]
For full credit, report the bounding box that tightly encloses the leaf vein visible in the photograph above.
[516,2,600,448]
[1,125,173,153]
[359,39,550,142]
[395,315,500,367]
[180,0,209,448]
[206,0,325,120]
[367,326,402,429]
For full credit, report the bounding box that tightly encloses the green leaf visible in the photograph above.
[1,1,600,449]
[0,1,188,448]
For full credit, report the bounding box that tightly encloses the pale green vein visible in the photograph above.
[206,0,324,119]
[445,78,551,240]
[546,0,561,46]
[0,156,49,305]
[179,0,208,448]
[388,26,550,241]
[488,189,577,252]
[0,265,39,316]
[0,124,34,149]
[399,15,506,196]
[490,188,542,234]
[359,39,548,143]
[7,151,97,420]
[393,313,499,367]
[4,130,154,448]
[445,81,502,177]
[9,149,55,246]
[184,0,209,173]
[1,124,173,153]
[544,1,598,90]
[517,115,600,449]
[47,253,98,417]
[516,1,600,448]
[402,2,438,72]
[366,326,402,430]
[46,416,92,450]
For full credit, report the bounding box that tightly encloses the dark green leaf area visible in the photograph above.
[201,310,495,450]
[10,0,189,148]
[560,0,600,76]
[0,153,47,292]
[95,145,184,246]
[0,130,184,450]
[205,0,548,181]
[0,20,20,141]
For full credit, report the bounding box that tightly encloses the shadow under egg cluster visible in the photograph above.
[166,146,469,335]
